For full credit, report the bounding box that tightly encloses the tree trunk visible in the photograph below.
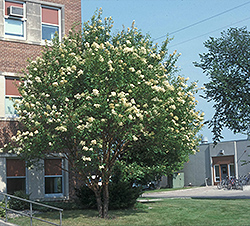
[95,191,103,217]
[94,184,109,218]
[102,182,109,218]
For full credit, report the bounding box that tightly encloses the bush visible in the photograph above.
[0,200,8,217]
[9,191,30,210]
[75,185,97,209]
[76,165,142,210]
[108,180,142,209]
[76,183,142,210]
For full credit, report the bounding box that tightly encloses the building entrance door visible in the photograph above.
[220,164,228,180]
[212,155,235,185]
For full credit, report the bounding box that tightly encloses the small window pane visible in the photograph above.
[5,78,21,96]
[42,24,58,41]
[5,18,24,37]
[5,1,23,16]
[45,177,62,194]
[7,178,25,194]
[42,7,58,25]
[5,97,20,117]
[45,159,62,175]
[214,165,220,182]
[7,159,25,177]
[229,164,235,177]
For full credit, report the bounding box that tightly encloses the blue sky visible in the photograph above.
[81,0,250,143]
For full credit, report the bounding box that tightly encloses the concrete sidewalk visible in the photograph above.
[0,219,17,226]
[142,186,250,199]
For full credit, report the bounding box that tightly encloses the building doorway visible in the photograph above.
[212,155,235,185]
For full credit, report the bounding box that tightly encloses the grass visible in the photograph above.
[6,198,250,226]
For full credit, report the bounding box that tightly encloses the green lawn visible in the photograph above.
[7,198,250,226]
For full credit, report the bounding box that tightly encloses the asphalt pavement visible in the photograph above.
[142,186,250,199]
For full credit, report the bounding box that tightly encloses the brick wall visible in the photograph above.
[0,0,82,200]
[0,120,19,148]
[0,0,81,73]
[0,41,41,73]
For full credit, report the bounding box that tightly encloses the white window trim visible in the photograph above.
[4,0,26,40]
[5,95,21,118]
[214,164,220,182]
[4,76,22,118]
[44,159,64,198]
[228,163,235,178]
[41,5,61,44]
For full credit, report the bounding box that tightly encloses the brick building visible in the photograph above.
[0,0,81,200]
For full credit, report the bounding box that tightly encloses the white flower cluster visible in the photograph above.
[55,126,67,132]
[123,47,134,53]
[151,85,166,92]
[77,122,92,131]
[92,89,99,96]
[82,156,91,161]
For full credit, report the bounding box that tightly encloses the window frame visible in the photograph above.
[5,77,22,118]
[5,96,21,118]
[228,163,235,178]
[214,164,220,182]
[41,5,61,44]
[4,0,26,40]
[44,158,64,197]
[6,158,27,194]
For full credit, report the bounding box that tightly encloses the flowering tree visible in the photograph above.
[6,10,203,218]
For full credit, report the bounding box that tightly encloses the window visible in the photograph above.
[45,159,63,194]
[214,165,220,182]
[4,0,25,38]
[42,6,60,42]
[5,77,22,118]
[229,164,235,177]
[6,159,26,194]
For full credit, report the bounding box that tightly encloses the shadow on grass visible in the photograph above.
[7,202,150,226]
[33,205,148,221]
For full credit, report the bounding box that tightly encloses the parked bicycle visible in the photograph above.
[217,176,230,190]
[217,174,250,190]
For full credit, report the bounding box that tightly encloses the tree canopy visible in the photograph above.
[194,27,250,143]
[4,9,203,218]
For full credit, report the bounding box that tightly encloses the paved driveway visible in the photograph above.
[142,186,250,199]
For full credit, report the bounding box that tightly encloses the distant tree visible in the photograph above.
[194,27,250,143]
[4,9,203,218]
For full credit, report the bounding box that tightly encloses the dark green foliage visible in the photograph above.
[9,191,30,210]
[76,164,142,210]
[76,185,97,209]
[108,165,142,209]
[0,200,8,217]
[76,183,142,210]
[109,180,142,209]
[194,27,250,143]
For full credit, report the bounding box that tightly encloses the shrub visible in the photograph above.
[76,183,142,210]
[75,186,97,209]
[108,180,142,209]
[76,164,142,210]
[0,200,8,217]
[9,191,30,210]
